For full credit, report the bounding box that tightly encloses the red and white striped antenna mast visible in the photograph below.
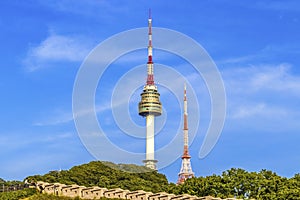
[177,84,194,184]
[146,8,154,85]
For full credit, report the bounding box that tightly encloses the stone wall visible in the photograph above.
[36,181,243,200]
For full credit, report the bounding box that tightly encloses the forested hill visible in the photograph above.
[26,161,169,193]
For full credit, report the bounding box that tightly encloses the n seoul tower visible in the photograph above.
[138,10,162,170]
[177,85,194,184]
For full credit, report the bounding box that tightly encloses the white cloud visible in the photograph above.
[249,64,300,93]
[33,110,74,126]
[231,103,265,119]
[218,44,300,65]
[223,63,300,95]
[219,55,256,64]
[230,103,291,119]
[223,63,300,122]
[23,33,94,71]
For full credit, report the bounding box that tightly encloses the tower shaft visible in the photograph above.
[177,85,194,184]
[144,115,156,169]
[138,10,162,170]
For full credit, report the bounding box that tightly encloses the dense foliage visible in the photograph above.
[26,161,169,193]
[0,188,118,200]
[168,168,300,200]
[28,193,80,200]
[0,178,23,187]
[24,161,300,199]
[0,188,36,200]
[28,193,120,200]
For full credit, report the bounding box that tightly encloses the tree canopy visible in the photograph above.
[169,168,300,200]
[26,161,169,193]
[0,188,36,200]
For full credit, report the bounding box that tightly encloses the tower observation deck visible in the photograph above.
[138,10,162,170]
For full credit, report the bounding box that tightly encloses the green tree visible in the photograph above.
[26,161,169,193]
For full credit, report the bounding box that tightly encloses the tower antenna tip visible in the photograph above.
[149,8,152,19]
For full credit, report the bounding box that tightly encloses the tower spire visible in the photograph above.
[147,9,154,85]
[177,84,194,184]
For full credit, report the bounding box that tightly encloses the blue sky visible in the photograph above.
[1,0,300,183]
